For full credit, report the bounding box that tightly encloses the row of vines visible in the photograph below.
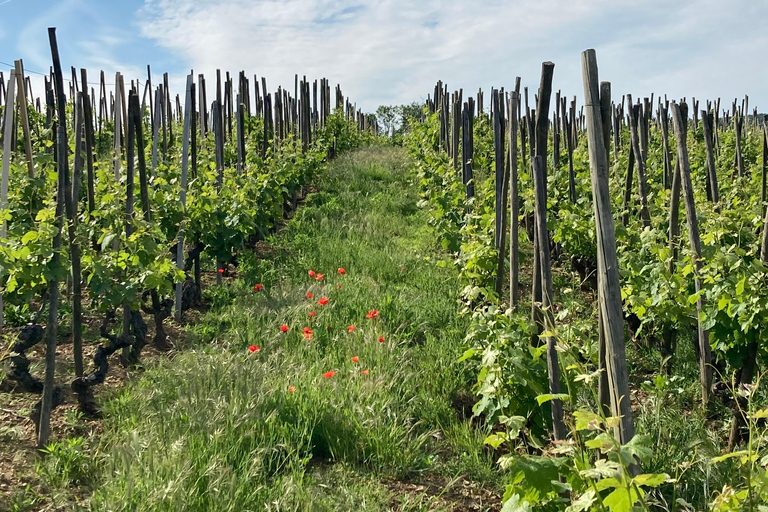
[406,51,768,511]
[0,29,379,450]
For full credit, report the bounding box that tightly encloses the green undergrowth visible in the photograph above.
[36,147,503,511]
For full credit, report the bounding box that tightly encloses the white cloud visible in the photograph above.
[9,0,768,115]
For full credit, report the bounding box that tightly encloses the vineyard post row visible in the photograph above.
[423,49,766,453]
[0,27,379,449]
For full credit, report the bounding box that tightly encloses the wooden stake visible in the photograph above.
[670,102,713,408]
[175,74,194,321]
[581,49,635,448]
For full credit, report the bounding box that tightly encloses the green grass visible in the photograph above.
[47,147,501,511]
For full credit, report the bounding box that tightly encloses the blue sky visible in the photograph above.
[1,0,766,113]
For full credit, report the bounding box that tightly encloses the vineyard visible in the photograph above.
[1,28,768,512]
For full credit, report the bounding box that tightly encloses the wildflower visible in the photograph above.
[218,268,224,274]
[303,327,313,339]
[366,310,379,319]
[306,292,314,299]
[289,386,296,393]
[323,371,335,379]
[315,273,324,281]
[309,310,316,317]
[280,325,289,333]
[348,325,356,333]
[253,283,264,292]
[378,337,385,343]
[248,345,260,353]
[309,270,316,278]
[362,370,369,375]
[318,297,329,306]
[351,356,359,363]
[338,268,346,275]
[337,284,342,290]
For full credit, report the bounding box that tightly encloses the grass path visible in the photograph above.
[79,147,502,511]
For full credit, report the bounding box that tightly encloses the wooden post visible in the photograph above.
[734,111,745,177]
[14,61,34,178]
[533,154,566,440]
[493,89,507,297]
[0,69,16,327]
[40,27,67,449]
[763,124,768,213]
[113,73,122,181]
[80,70,96,217]
[531,62,555,345]
[67,93,85,377]
[509,83,520,306]
[175,74,193,322]
[123,89,137,364]
[461,100,474,200]
[668,103,688,274]
[670,102,713,408]
[626,95,651,227]
[151,88,162,178]
[213,100,224,285]
[581,49,635,447]
[701,110,719,204]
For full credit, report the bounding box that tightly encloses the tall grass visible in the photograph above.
[55,147,503,510]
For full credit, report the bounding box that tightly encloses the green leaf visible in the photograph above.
[21,231,38,244]
[579,459,622,480]
[710,450,749,464]
[457,348,476,362]
[499,415,527,440]
[484,433,507,449]
[632,473,669,487]
[566,491,597,512]
[603,486,642,512]
[618,434,653,465]
[536,393,569,406]
[101,233,118,252]
[594,477,623,491]
[574,410,601,431]
[501,495,531,512]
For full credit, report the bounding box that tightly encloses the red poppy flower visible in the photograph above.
[351,356,359,363]
[315,273,324,281]
[306,292,314,299]
[289,386,296,393]
[378,337,385,343]
[280,325,289,333]
[309,270,316,278]
[309,310,317,317]
[248,345,260,353]
[323,371,335,379]
[218,268,224,274]
[318,297,329,306]
[253,283,264,292]
[303,326,313,334]
[348,325,356,333]
[362,370,369,375]
[366,310,379,319]
[338,268,345,275]
[304,332,313,339]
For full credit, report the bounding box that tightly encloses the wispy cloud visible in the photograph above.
[5,0,767,113]
[133,0,768,111]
